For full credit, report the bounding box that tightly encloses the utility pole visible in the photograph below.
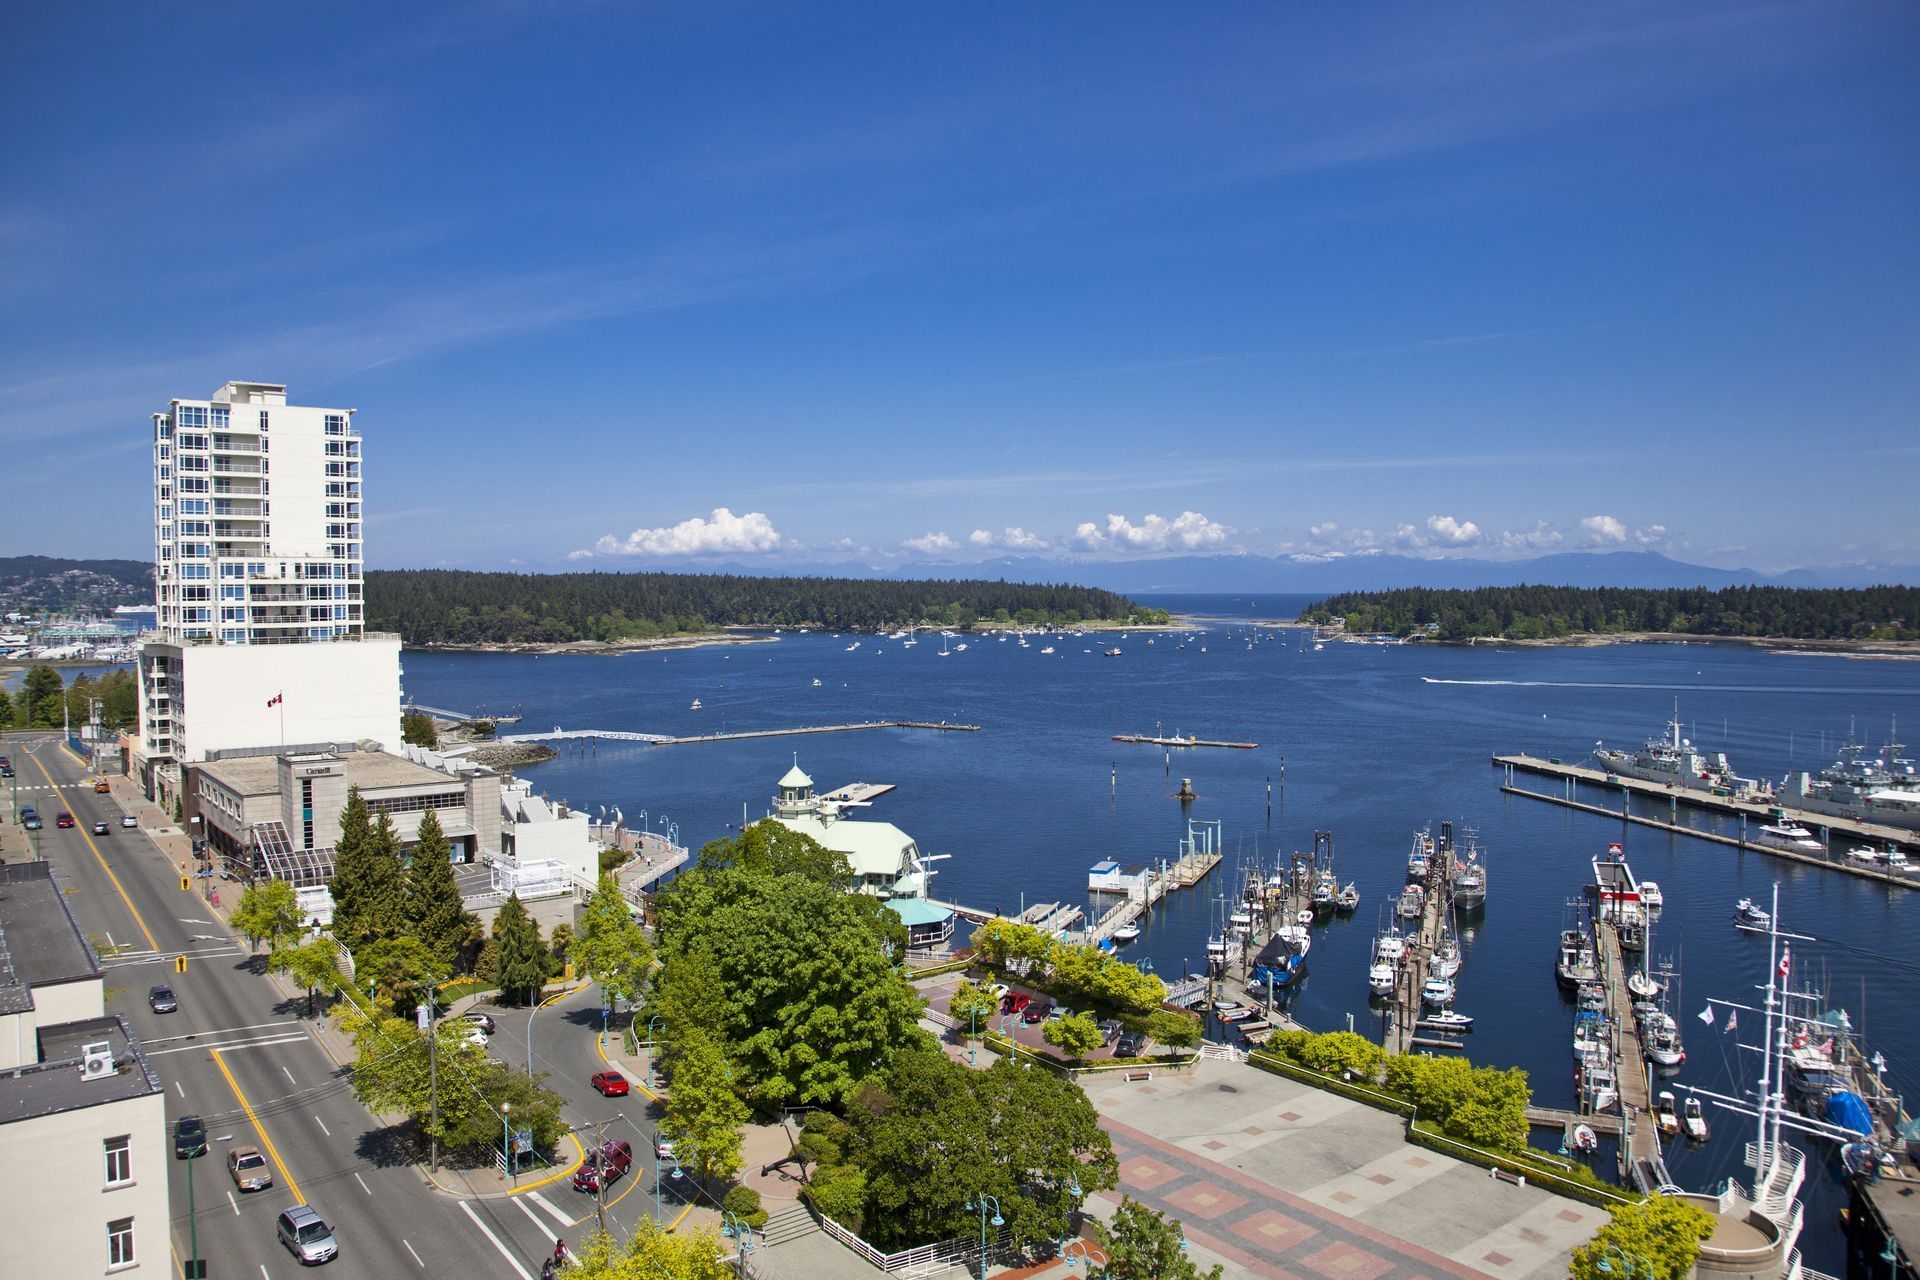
[593,1117,608,1235]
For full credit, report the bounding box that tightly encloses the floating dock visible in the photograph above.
[1492,755,1918,889]
[1385,831,1456,1056]
[817,782,896,806]
[1595,913,1665,1185]
[503,720,981,747]
[1112,733,1258,750]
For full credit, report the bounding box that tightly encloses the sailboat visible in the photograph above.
[939,635,951,657]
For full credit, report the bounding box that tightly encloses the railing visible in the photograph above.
[813,1211,1010,1276]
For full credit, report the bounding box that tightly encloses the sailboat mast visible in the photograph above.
[1756,882,1780,1183]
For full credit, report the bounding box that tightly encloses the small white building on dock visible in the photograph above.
[764,761,931,898]
[1088,860,1150,894]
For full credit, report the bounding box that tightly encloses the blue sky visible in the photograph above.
[2,2,1915,574]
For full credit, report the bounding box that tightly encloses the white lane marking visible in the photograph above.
[261,1267,270,1279]
[106,931,117,949]
[178,918,210,924]
[313,1115,331,1137]
[144,1020,298,1046]
[528,1190,573,1229]
[458,1200,534,1280]
[354,1172,371,1195]
[513,1195,558,1241]
[403,1239,425,1267]
[174,1081,185,1098]
[145,1033,309,1058]
[229,1191,240,1216]
[283,1065,297,1086]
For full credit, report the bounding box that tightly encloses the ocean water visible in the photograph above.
[400,596,1920,1270]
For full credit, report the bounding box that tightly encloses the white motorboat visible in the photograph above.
[1368,962,1397,996]
[1638,879,1664,910]
[811,678,822,687]
[1336,883,1360,913]
[1682,1095,1710,1142]
[1755,820,1823,853]
[1420,976,1456,1007]
[1111,922,1141,943]
[1733,897,1771,929]
[1418,1010,1474,1031]
[1040,646,1055,654]
[689,698,702,710]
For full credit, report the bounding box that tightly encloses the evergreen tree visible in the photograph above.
[20,665,64,727]
[0,686,12,728]
[329,791,406,950]
[404,808,475,972]
[493,894,548,1005]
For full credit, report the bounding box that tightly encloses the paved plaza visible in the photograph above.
[1077,1062,1602,1279]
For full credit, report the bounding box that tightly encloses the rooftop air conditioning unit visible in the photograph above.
[79,1042,116,1081]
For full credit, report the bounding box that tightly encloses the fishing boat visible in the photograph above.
[1103,647,1122,657]
[1577,981,1607,1012]
[1368,961,1397,997]
[1397,883,1425,920]
[1682,1095,1710,1142]
[1733,897,1771,929]
[1406,827,1434,882]
[1642,1010,1686,1067]
[1204,935,1228,976]
[1369,928,1405,996]
[1555,926,1599,989]
[1336,882,1360,913]
[1310,869,1338,916]
[1420,975,1456,1006]
[1429,930,1462,980]
[1654,1091,1682,1138]
[1572,1010,1608,1061]
[1450,839,1488,913]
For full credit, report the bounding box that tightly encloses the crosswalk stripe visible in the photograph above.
[527,1190,574,1229]
[458,1201,535,1280]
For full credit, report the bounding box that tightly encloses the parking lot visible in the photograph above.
[914,972,1156,1063]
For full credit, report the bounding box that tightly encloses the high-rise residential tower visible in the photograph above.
[136,381,402,808]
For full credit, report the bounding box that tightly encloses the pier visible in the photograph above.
[1594,914,1666,1186]
[1494,756,1918,890]
[1385,830,1457,1056]
[1111,733,1258,750]
[501,720,981,747]
[818,782,896,806]
[1081,829,1224,945]
[407,702,523,725]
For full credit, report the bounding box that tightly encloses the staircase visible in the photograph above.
[757,1205,822,1248]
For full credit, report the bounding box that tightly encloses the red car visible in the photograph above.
[572,1139,632,1192]
[56,812,75,828]
[1001,992,1032,1015]
[590,1070,630,1097]
[1022,1001,1052,1025]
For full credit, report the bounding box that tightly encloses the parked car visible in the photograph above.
[174,1115,208,1158]
[462,1026,489,1048]
[1096,1019,1123,1045]
[655,1135,676,1160]
[462,1011,496,1035]
[149,984,179,1014]
[572,1140,633,1192]
[1001,992,1032,1015]
[275,1204,339,1265]
[56,812,74,828]
[590,1070,630,1097]
[93,819,110,835]
[120,813,138,828]
[18,806,34,820]
[987,982,1010,1000]
[1022,1001,1052,1025]
[228,1146,274,1191]
[1113,1032,1146,1057]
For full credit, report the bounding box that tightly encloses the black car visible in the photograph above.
[22,814,40,830]
[1113,1032,1145,1058]
[149,984,179,1014]
[174,1115,208,1158]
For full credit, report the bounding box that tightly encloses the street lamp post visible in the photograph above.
[654,1145,682,1226]
[720,1211,757,1276]
[184,1145,202,1279]
[501,1103,513,1187]
[964,1194,1004,1280]
[646,1015,665,1090]
[969,1006,978,1066]
[527,1000,540,1076]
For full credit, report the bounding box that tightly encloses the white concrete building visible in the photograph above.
[0,862,169,1279]
[498,776,599,890]
[136,381,402,807]
[764,761,930,898]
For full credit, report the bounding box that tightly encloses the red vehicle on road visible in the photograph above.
[590,1070,630,1097]
[572,1140,632,1192]
[56,812,75,828]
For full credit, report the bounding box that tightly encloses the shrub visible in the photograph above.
[723,1185,768,1229]
[803,1164,867,1231]
[1296,1030,1383,1080]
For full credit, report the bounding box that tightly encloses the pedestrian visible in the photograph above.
[553,1238,568,1266]
[540,1261,555,1280]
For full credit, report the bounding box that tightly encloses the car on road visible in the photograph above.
[120,813,137,828]
[228,1146,274,1191]
[275,1204,339,1265]
[56,812,74,828]
[94,778,111,794]
[1113,1032,1146,1058]
[590,1070,630,1097]
[148,984,179,1014]
[174,1115,207,1158]
[0,764,12,778]
[655,1135,676,1160]
[93,819,110,835]
[462,1011,496,1034]
[572,1139,633,1193]
[21,814,40,830]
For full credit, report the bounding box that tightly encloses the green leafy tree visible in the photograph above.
[0,685,12,727]
[571,873,655,1011]
[20,665,64,727]
[1296,1030,1383,1079]
[358,936,439,1015]
[1569,1196,1716,1280]
[803,1163,867,1230]
[696,822,853,888]
[1043,1012,1105,1059]
[400,710,439,748]
[403,807,476,970]
[654,870,929,1106]
[231,879,302,958]
[1144,1010,1203,1052]
[851,1049,1118,1252]
[492,893,548,1005]
[1381,1054,1530,1153]
[562,1222,734,1280]
[947,979,998,1040]
[1095,1196,1223,1280]
[270,937,343,1016]
[661,1030,750,1189]
[341,1004,490,1147]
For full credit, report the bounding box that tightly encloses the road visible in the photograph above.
[5,732,691,1278]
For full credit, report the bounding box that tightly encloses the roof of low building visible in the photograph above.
[200,748,466,797]
[0,1016,163,1124]
[0,862,100,1014]
[886,898,953,927]
[765,813,916,878]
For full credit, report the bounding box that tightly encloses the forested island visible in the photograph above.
[365,569,1163,646]
[1301,584,1920,643]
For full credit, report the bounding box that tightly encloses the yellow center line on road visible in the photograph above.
[28,749,159,952]
[210,1047,304,1204]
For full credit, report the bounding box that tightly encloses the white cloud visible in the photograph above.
[1634,523,1669,546]
[1001,526,1049,550]
[1497,521,1564,552]
[903,531,959,555]
[582,507,783,558]
[1072,511,1232,553]
[1578,515,1629,545]
[968,529,994,547]
[1424,514,1482,546]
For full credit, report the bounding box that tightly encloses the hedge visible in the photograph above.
[1407,1121,1636,1208]
[1247,1049,1414,1117]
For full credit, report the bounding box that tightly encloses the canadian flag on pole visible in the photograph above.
[266,692,283,708]
[1778,945,1792,980]
[1608,842,1623,854]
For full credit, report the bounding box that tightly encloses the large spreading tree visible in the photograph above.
[570,872,654,1012]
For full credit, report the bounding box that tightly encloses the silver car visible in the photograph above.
[276,1205,338,1265]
